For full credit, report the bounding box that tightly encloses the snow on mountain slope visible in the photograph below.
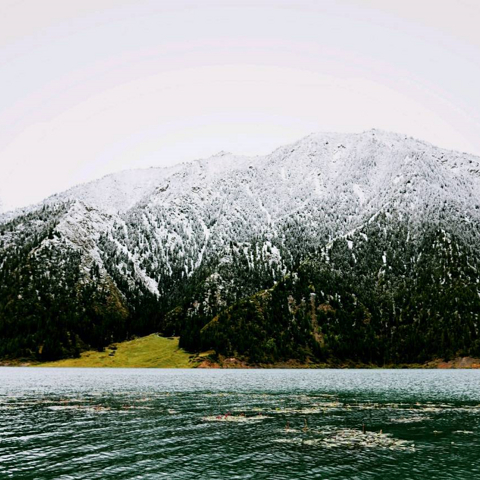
[45,166,180,214]
[126,128,480,243]
[2,129,480,299]
[8,128,477,225]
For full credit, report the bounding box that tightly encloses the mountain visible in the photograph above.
[1,129,480,364]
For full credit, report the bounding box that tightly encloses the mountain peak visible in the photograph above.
[212,150,232,157]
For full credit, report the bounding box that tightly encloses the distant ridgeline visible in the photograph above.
[1,130,480,364]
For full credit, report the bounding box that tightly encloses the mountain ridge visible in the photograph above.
[1,129,480,363]
[3,128,480,219]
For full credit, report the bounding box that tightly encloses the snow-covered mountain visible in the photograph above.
[1,129,480,363]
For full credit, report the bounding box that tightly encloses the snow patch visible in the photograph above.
[353,184,365,204]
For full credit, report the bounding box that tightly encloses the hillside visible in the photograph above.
[1,129,480,365]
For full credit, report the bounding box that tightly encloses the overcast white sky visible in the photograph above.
[1,0,480,212]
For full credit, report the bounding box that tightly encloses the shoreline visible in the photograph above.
[1,335,479,370]
[1,356,479,369]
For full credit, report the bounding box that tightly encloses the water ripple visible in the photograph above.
[1,368,480,479]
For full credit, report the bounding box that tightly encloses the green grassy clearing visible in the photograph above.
[38,334,194,368]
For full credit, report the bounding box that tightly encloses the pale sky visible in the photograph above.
[1,0,480,212]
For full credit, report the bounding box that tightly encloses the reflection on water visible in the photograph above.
[1,368,480,479]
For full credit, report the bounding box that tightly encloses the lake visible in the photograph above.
[1,368,480,479]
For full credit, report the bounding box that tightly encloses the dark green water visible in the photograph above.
[1,368,480,479]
